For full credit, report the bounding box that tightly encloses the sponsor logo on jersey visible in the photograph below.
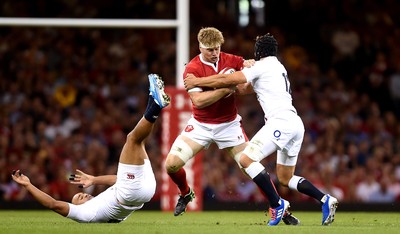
[185,125,194,132]
[273,130,281,140]
[127,173,135,179]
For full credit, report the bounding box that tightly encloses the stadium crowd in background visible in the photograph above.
[1,0,400,205]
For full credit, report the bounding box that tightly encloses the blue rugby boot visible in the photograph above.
[268,198,290,226]
[322,194,338,225]
[148,74,170,108]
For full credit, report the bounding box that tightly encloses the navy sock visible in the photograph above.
[253,170,281,208]
[296,179,325,202]
[144,95,162,123]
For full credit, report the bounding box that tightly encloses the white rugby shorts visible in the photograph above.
[181,115,248,149]
[251,111,305,166]
[115,159,156,206]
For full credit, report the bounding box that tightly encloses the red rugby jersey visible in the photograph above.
[183,52,244,124]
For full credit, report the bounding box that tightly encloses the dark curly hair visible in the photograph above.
[254,33,278,61]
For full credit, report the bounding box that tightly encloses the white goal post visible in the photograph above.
[0,0,189,88]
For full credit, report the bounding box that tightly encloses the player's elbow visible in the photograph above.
[190,96,209,109]
[49,201,69,217]
[236,83,254,95]
[45,199,60,210]
[192,101,208,109]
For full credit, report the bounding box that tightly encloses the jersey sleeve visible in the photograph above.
[233,55,245,70]
[184,57,204,92]
[219,52,244,71]
[241,62,262,82]
[67,203,97,223]
[183,57,202,79]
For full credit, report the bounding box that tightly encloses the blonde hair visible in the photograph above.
[197,27,224,48]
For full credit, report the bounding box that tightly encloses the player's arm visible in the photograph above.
[69,169,116,188]
[188,88,235,109]
[11,170,69,217]
[235,58,255,95]
[91,175,117,186]
[235,82,254,95]
[185,71,247,90]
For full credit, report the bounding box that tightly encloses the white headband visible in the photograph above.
[199,42,220,49]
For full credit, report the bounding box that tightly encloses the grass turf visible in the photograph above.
[0,210,399,234]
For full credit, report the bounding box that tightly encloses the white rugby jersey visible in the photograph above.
[241,56,297,119]
[67,185,143,223]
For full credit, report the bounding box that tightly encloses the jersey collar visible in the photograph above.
[199,53,219,72]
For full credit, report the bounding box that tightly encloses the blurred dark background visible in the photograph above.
[1,0,400,211]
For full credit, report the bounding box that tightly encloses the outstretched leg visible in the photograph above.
[166,137,202,216]
[240,154,289,226]
[119,74,170,165]
[285,171,338,225]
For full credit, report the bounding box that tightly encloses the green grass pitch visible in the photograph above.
[0,210,399,234]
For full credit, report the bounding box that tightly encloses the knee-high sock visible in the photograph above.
[245,162,281,208]
[288,175,325,202]
[253,171,281,208]
[168,168,190,195]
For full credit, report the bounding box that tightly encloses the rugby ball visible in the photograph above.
[219,67,236,74]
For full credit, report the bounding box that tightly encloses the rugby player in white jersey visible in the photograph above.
[11,74,170,223]
[184,33,339,226]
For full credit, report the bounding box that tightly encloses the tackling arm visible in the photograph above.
[11,170,69,217]
[235,83,254,95]
[189,88,235,109]
[184,71,247,90]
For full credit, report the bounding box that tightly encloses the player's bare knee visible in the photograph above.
[166,165,181,174]
[126,131,141,145]
[165,154,185,173]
